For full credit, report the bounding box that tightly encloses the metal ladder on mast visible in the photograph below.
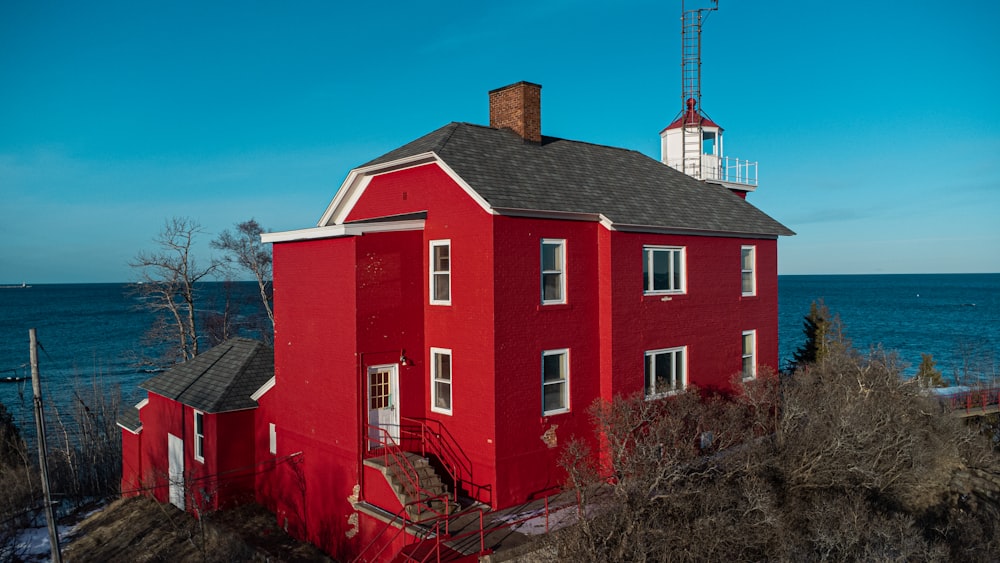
[680,1,716,180]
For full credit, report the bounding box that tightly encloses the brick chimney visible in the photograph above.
[489,81,542,143]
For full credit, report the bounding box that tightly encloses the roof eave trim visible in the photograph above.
[491,207,605,223]
[612,222,782,239]
[261,219,426,244]
[250,376,276,402]
[116,422,142,434]
[705,179,758,192]
[201,404,261,415]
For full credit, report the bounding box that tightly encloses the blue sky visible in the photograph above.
[2,0,998,283]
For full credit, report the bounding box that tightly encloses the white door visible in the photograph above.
[367,364,400,449]
[168,433,184,510]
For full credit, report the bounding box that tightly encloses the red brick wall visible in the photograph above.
[490,215,602,502]
[347,164,500,506]
[267,237,363,554]
[136,393,182,505]
[119,426,142,497]
[134,394,252,511]
[607,233,780,395]
[212,409,256,508]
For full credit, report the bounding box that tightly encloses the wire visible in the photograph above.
[116,451,304,497]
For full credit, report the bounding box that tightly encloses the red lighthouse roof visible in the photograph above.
[663,98,722,131]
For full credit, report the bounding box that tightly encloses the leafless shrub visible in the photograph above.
[551,340,1000,561]
[0,401,37,562]
[776,346,966,511]
[41,374,123,508]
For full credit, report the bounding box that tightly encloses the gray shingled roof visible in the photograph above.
[117,404,142,432]
[139,338,274,414]
[364,123,793,237]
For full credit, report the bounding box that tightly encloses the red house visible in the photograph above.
[252,82,793,559]
[119,81,792,561]
[118,338,274,513]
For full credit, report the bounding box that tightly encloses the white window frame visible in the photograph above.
[429,240,451,305]
[268,423,277,455]
[643,246,686,295]
[430,347,453,415]
[644,347,687,398]
[541,239,567,305]
[193,410,205,463]
[742,330,757,380]
[541,349,570,415]
[741,245,756,296]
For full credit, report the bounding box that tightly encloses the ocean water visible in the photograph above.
[1,275,999,432]
[0,282,269,431]
[778,274,1000,380]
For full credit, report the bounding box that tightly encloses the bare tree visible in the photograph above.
[211,219,274,333]
[130,218,221,364]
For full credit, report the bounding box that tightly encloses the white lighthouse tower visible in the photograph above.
[660,1,757,195]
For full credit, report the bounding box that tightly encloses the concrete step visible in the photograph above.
[367,450,455,521]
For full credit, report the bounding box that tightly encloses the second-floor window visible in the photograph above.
[643,246,685,294]
[741,246,756,296]
[645,347,686,398]
[541,239,566,304]
[430,240,451,305]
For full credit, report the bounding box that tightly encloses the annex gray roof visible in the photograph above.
[117,405,142,432]
[364,123,794,237]
[139,338,274,414]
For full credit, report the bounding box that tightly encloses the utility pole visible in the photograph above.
[29,328,63,563]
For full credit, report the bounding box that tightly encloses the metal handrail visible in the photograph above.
[370,416,492,506]
[366,426,439,517]
[946,386,1000,413]
[354,479,570,562]
[352,492,453,563]
[719,156,757,186]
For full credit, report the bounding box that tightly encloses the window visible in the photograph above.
[369,369,391,410]
[430,240,450,305]
[268,423,277,455]
[643,246,685,294]
[193,410,205,463]
[542,349,569,415]
[541,239,566,304]
[644,347,686,398]
[431,348,452,414]
[703,131,716,155]
[741,246,756,296]
[742,330,756,380]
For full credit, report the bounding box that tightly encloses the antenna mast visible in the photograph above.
[680,0,717,179]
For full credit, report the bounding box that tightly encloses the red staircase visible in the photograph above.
[356,419,571,562]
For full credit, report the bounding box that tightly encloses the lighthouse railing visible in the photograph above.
[719,156,758,187]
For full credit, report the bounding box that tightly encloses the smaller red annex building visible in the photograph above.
[119,338,274,512]
[121,82,793,561]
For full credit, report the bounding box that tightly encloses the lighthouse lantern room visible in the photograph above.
[660,0,758,195]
